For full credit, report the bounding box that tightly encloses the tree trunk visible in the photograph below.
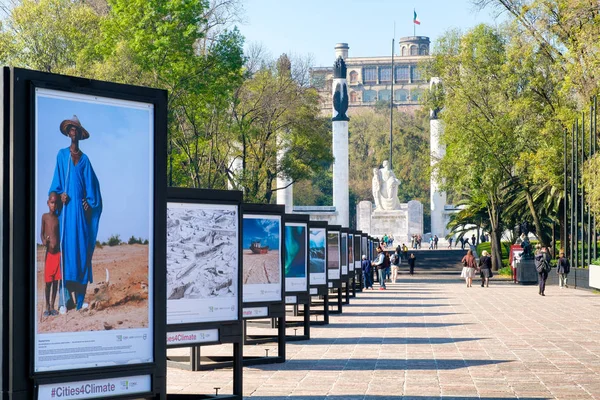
[558,198,565,254]
[487,196,503,271]
[524,188,548,247]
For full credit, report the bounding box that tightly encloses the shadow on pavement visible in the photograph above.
[294,337,480,345]
[328,322,469,329]
[256,358,511,371]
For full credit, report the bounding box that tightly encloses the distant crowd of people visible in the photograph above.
[362,244,416,290]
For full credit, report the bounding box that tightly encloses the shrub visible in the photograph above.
[95,240,103,249]
[108,234,121,247]
[497,266,512,276]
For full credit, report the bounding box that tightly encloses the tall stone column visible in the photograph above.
[430,77,446,238]
[332,56,350,227]
[276,145,293,213]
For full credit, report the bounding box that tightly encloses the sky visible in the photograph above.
[238,0,506,67]
[243,215,281,249]
[36,89,153,244]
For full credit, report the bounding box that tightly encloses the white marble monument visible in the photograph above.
[358,160,423,243]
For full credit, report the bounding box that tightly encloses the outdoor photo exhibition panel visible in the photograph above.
[340,229,349,277]
[326,225,343,314]
[284,214,309,294]
[327,226,341,282]
[0,68,7,395]
[354,230,363,291]
[308,220,329,325]
[242,204,285,315]
[6,68,167,399]
[166,188,242,331]
[308,221,327,289]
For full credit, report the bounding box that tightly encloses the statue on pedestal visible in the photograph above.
[372,160,401,211]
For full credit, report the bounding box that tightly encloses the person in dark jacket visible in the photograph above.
[361,255,373,290]
[408,253,416,276]
[372,248,386,290]
[534,246,551,296]
[478,250,493,287]
[556,249,570,288]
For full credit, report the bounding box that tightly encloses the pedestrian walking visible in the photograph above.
[556,249,570,288]
[478,250,493,287]
[361,255,373,290]
[402,243,408,261]
[391,250,401,283]
[460,249,477,288]
[471,234,476,246]
[429,236,434,250]
[372,248,386,290]
[408,253,416,275]
[534,245,551,296]
[448,237,453,248]
[434,235,439,249]
[460,237,465,250]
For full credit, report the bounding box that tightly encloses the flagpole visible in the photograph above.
[413,9,416,36]
[390,36,394,169]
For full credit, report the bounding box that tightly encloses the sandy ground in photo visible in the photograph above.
[243,250,280,284]
[36,244,149,333]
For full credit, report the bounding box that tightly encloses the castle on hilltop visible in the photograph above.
[310,37,432,114]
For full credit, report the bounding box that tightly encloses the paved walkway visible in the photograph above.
[167,250,600,399]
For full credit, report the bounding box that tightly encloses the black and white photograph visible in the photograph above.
[167,202,239,324]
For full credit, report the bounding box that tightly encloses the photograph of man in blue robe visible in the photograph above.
[49,115,102,312]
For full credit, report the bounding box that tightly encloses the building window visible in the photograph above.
[395,65,409,82]
[350,91,358,103]
[379,66,392,83]
[395,89,409,102]
[419,46,428,55]
[379,89,391,101]
[363,67,377,83]
[410,45,418,56]
[411,89,424,102]
[363,89,377,102]
[401,46,407,56]
[410,66,422,82]
[349,70,358,83]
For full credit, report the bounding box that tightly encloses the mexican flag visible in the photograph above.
[413,10,420,25]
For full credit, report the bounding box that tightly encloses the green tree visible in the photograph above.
[229,54,333,203]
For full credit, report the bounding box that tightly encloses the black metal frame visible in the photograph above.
[240,203,286,366]
[164,188,243,399]
[353,230,363,292]
[3,67,167,399]
[307,221,329,326]
[283,214,310,341]
[347,230,356,299]
[327,225,343,315]
[340,228,351,305]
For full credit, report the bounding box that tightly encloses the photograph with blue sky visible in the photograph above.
[35,90,153,244]
[243,216,280,250]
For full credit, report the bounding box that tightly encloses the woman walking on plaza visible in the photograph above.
[478,250,492,287]
[556,250,570,288]
[534,245,551,296]
[460,249,477,287]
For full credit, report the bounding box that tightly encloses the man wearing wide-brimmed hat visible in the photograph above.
[49,115,102,313]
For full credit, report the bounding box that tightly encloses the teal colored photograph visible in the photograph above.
[284,225,307,278]
[309,228,326,274]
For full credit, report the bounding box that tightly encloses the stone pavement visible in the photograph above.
[167,250,600,399]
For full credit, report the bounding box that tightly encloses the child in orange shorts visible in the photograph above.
[41,192,61,317]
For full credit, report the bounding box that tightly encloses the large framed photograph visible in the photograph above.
[167,202,239,324]
[34,88,155,372]
[284,222,308,292]
[309,227,326,286]
[361,235,367,265]
[327,231,340,280]
[243,214,282,302]
[340,232,348,276]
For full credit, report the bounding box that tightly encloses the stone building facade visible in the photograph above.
[310,37,431,114]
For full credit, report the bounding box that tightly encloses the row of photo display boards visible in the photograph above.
[0,67,379,400]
